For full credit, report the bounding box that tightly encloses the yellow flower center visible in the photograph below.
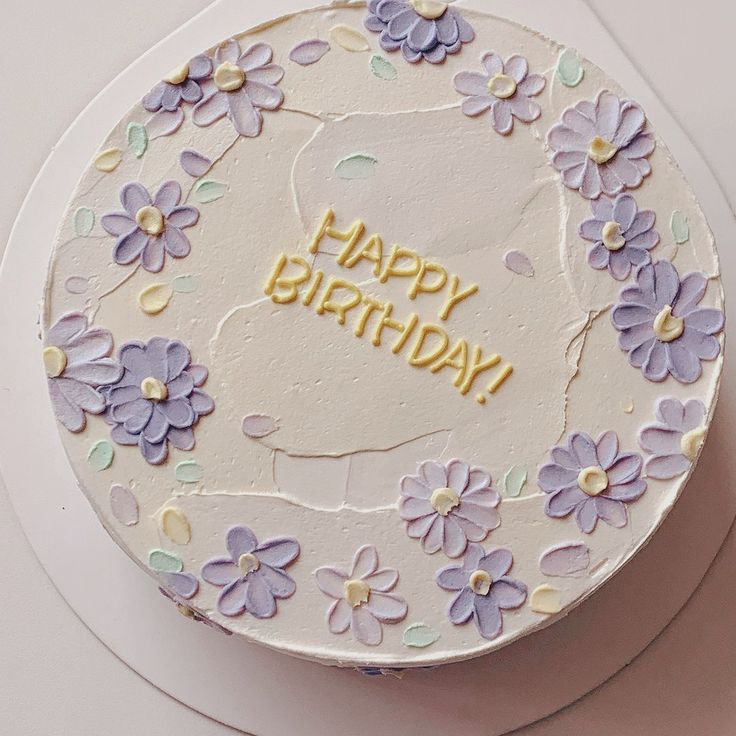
[344,579,371,608]
[163,62,190,85]
[238,553,261,575]
[488,73,517,99]
[680,426,706,462]
[588,136,618,165]
[430,487,460,517]
[469,570,492,596]
[602,220,626,251]
[135,205,165,236]
[652,305,685,343]
[140,376,168,401]
[214,61,246,92]
[409,0,448,19]
[43,346,67,378]
[577,466,609,496]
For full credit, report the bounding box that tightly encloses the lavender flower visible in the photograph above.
[538,431,647,534]
[101,181,199,273]
[102,337,214,465]
[364,0,474,64]
[454,52,545,135]
[611,261,724,384]
[399,459,501,558]
[44,312,123,433]
[639,397,708,479]
[315,545,407,646]
[579,193,659,280]
[142,55,213,112]
[193,39,284,138]
[436,543,527,640]
[201,526,300,618]
[547,90,654,199]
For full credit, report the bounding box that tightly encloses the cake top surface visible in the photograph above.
[42,1,724,667]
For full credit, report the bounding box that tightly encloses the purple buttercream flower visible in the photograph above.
[547,90,655,199]
[436,543,527,640]
[44,312,123,433]
[314,545,408,647]
[101,181,199,273]
[579,193,659,280]
[193,40,284,138]
[538,431,647,534]
[201,526,300,618]
[399,458,500,558]
[142,55,213,113]
[639,397,708,479]
[454,52,545,135]
[102,337,214,465]
[611,261,724,384]
[364,0,474,64]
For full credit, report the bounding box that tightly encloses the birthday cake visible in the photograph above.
[41,1,724,668]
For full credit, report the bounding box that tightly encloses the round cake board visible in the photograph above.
[2,0,735,734]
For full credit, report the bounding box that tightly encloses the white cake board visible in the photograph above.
[1,1,735,734]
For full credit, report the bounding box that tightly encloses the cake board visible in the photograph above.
[1,1,735,734]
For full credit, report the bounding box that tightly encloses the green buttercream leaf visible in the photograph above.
[126,122,148,158]
[503,465,527,498]
[370,54,397,81]
[556,48,584,87]
[73,207,95,237]
[670,210,690,244]
[148,549,183,573]
[87,440,114,471]
[335,153,378,180]
[176,460,204,484]
[194,180,228,203]
[171,274,199,293]
[403,623,440,648]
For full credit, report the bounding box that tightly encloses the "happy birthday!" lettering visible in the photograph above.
[263,209,513,404]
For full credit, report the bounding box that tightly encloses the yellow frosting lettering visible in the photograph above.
[302,270,324,307]
[459,346,501,395]
[378,245,421,284]
[355,296,384,338]
[307,208,366,264]
[392,313,420,354]
[343,234,384,275]
[408,324,449,367]
[408,260,448,300]
[487,363,514,395]
[308,209,335,254]
[264,253,311,304]
[372,302,406,347]
[430,339,468,388]
[439,275,479,321]
[316,277,363,325]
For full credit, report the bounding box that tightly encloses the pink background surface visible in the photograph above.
[1,1,735,734]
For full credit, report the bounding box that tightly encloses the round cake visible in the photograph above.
[41,1,725,668]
